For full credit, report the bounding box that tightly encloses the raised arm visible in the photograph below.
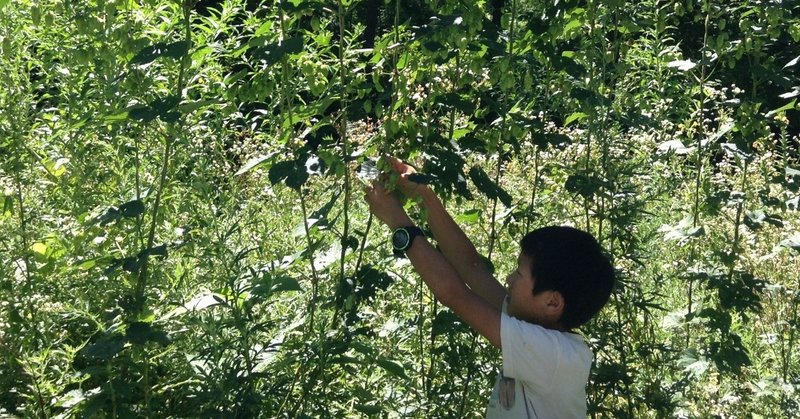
[385,157,507,310]
[364,179,502,348]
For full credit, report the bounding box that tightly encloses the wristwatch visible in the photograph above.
[391,226,425,254]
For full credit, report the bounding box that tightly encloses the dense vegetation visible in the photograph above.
[1,0,799,417]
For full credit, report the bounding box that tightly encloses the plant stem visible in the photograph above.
[298,190,321,334]
[686,2,711,346]
[726,158,749,287]
[336,0,352,308]
[133,1,193,314]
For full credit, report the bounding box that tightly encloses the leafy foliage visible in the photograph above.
[1,0,799,418]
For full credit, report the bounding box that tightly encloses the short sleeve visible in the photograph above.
[500,312,563,394]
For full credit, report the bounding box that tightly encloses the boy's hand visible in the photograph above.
[384,156,431,200]
[364,179,413,229]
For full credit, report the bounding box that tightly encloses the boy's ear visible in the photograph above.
[546,290,565,316]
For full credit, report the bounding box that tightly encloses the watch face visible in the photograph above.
[392,229,410,250]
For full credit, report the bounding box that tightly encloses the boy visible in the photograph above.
[364,157,615,418]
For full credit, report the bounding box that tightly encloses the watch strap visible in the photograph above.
[392,226,425,255]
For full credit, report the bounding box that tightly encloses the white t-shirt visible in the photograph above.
[485,303,593,419]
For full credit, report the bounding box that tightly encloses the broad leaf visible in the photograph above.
[79,334,126,361]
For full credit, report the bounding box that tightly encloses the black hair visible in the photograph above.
[520,226,615,330]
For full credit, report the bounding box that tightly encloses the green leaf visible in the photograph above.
[126,322,170,346]
[1,195,13,220]
[139,244,168,258]
[407,173,438,185]
[454,208,481,224]
[128,106,158,122]
[563,19,582,34]
[119,200,145,218]
[268,158,308,191]
[76,259,97,270]
[564,112,588,126]
[80,334,126,361]
[355,266,393,301]
[236,154,273,176]
[765,99,797,118]
[565,173,604,200]
[152,95,181,113]
[678,348,710,377]
[354,404,382,415]
[376,357,408,379]
[131,40,190,65]
[163,40,191,59]
[31,242,48,256]
[468,166,512,207]
[658,215,705,243]
[667,59,697,71]
[271,275,302,293]
[178,99,223,115]
[778,233,800,252]
[257,36,304,66]
[162,293,226,320]
[102,111,130,124]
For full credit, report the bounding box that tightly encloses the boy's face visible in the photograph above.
[505,252,564,329]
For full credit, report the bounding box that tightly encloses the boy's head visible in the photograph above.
[519,226,615,330]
